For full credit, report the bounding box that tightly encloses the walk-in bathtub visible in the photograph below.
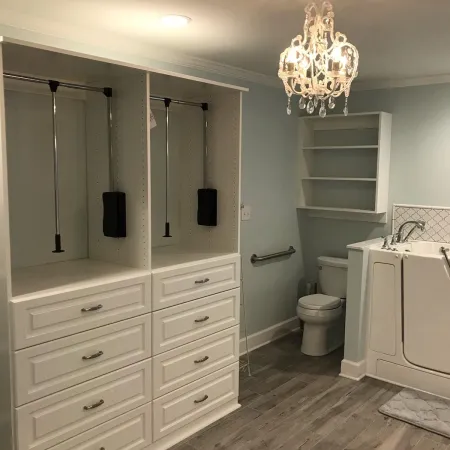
[366,240,450,399]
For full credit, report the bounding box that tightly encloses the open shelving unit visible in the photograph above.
[2,44,151,299]
[298,112,392,222]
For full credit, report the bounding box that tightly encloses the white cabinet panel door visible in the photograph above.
[153,363,238,440]
[152,255,240,310]
[152,289,240,354]
[11,275,151,349]
[153,326,239,397]
[16,360,152,450]
[49,404,152,450]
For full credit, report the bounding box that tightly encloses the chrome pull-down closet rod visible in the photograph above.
[49,80,63,253]
[4,72,111,252]
[150,95,210,237]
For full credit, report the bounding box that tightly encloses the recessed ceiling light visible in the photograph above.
[161,15,192,28]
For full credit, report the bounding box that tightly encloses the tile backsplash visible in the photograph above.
[393,204,450,243]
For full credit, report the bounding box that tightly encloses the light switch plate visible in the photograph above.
[241,205,251,221]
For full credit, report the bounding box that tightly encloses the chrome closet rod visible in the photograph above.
[150,95,204,108]
[3,73,104,92]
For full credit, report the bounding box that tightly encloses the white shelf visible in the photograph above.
[298,111,391,221]
[302,177,377,182]
[303,145,378,150]
[298,206,379,214]
[11,259,151,299]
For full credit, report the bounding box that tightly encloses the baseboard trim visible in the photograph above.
[340,359,366,381]
[239,317,299,355]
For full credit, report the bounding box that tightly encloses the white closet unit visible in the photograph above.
[0,38,242,450]
[298,112,392,222]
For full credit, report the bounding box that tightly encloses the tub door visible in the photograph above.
[403,254,450,374]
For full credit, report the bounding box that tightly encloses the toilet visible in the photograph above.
[297,256,348,356]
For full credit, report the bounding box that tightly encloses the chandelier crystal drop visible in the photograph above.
[278,1,359,117]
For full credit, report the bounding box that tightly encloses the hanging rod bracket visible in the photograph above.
[201,102,209,111]
[49,80,59,93]
[164,98,171,108]
[103,87,112,98]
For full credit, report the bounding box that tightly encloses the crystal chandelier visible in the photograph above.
[278,1,359,117]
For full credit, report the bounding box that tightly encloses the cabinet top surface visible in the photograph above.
[11,259,151,301]
[151,248,239,272]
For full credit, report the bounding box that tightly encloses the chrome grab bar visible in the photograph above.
[250,246,296,264]
[441,247,450,269]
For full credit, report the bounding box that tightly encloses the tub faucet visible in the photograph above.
[396,220,426,243]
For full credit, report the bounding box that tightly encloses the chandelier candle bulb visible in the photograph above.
[278,1,359,117]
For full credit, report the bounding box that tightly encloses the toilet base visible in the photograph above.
[301,316,345,357]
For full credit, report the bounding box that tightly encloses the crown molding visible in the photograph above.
[158,52,281,89]
[353,74,450,91]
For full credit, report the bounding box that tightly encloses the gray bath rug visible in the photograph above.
[379,388,450,438]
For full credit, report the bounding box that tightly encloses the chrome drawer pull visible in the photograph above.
[194,394,209,404]
[194,316,210,323]
[195,278,210,285]
[81,304,103,312]
[194,356,209,364]
[82,350,104,361]
[83,399,104,411]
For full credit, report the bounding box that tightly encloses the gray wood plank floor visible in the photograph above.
[172,331,450,450]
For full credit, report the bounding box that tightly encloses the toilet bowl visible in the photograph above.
[297,294,345,356]
[297,256,348,356]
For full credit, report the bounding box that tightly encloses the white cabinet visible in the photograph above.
[298,112,392,222]
[14,315,152,405]
[152,289,240,354]
[10,270,151,350]
[153,326,239,398]
[152,255,240,310]
[0,39,242,450]
[48,404,152,450]
[15,360,152,450]
[153,363,239,441]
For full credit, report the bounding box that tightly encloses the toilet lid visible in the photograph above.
[298,294,341,311]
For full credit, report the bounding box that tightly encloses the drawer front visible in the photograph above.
[152,289,240,354]
[16,360,152,450]
[48,404,152,450]
[14,315,152,406]
[153,362,238,440]
[152,255,240,310]
[153,326,239,398]
[11,276,151,349]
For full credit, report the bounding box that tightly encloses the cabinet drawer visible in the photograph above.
[11,276,151,349]
[14,315,151,406]
[152,289,240,354]
[48,404,152,450]
[152,255,240,310]
[153,326,239,398]
[16,360,152,450]
[153,362,238,441]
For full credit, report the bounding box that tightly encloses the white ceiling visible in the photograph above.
[1,0,450,85]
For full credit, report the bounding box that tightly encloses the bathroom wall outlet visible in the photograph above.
[241,205,251,221]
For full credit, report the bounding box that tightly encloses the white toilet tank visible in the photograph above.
[318,256,348,298]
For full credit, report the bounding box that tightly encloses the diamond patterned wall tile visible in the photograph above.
[393,205,450,243]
